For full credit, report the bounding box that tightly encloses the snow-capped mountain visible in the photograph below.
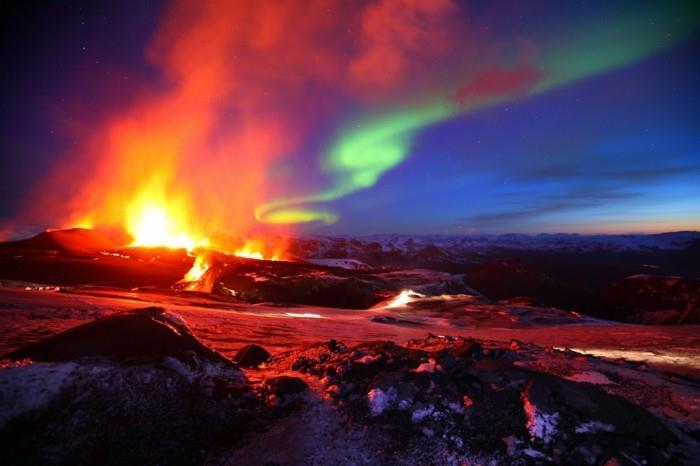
[288,231,700,263]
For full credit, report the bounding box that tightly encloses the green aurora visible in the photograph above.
[255,2,698,226]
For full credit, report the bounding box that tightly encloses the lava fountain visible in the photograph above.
[127,202,208,251]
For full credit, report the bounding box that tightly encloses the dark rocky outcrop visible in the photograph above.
[265,335,689,465]
[4,307,232,365]
[0,308,255,466]
[596,275,700,324]
[265,376,308,397]
[234,344,271,368]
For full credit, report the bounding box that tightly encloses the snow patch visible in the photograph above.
[356,354,381,364]
[575,420,616,434]
[398,399,412,410]
[563,371,614,385]
[523,396,559,445]
[0,361,77,428]
[385,289,425,308]
[161,310,188,329]
[523,447,550,459]
[367,387,396,416]
[284,312,323,319]
[306,258,371,270]
[448,401,464,414]
[162,356,196,380]
[411,405,435,423]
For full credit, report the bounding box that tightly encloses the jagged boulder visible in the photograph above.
[4,307,231,365]
[234,344,271,368]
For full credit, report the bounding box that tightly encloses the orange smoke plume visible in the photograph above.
[11,0,471,247]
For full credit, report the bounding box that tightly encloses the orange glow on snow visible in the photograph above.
[386,289,422,308]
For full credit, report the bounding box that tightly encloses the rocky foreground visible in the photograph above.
[1,307,698,466]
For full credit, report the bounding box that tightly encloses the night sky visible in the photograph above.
[1,0,699,239]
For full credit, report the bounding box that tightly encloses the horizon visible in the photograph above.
[3,225,700,244]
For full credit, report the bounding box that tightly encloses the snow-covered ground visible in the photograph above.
[1,285,699,465]
[1,285,698,377]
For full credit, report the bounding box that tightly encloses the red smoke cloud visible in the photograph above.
[349,0,464,96]
[452,38,543,105]
[452,64,542,105]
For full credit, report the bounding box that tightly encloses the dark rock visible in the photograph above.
[434,349,457,370]
[291,356,314,372]
[451,341,483,360]
[249,336,697,465]
[370,371,405,391]
[4,307,231,365]
[464,258,551,301]
[0,311,254,466]
[597,275,700,324]
[509,339,524,350]
[371,315,421,325]
[522,373,679,465]
[220,266,388,309]
[233,344,270,368]
[484,348,506,359]
[524,374,677,445]
[265,376,308,397]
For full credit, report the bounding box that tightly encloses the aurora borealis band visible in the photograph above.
[255,1,699,227]
[1,0,699,238]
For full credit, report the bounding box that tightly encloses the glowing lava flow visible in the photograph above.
[184,253,209,282]
[179,241,281,293]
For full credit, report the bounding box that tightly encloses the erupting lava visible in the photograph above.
[126,191,208,251]
[117,192,285,291]
[234,249,265,260]
[234,240,281,261]
[179,240,281,292]
[120,195,282,288]
[184,253,209,282]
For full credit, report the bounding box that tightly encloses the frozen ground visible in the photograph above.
[1,285,699,377]
[1,284,699,465]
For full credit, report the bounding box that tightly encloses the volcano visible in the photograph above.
[2,0,699,464]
